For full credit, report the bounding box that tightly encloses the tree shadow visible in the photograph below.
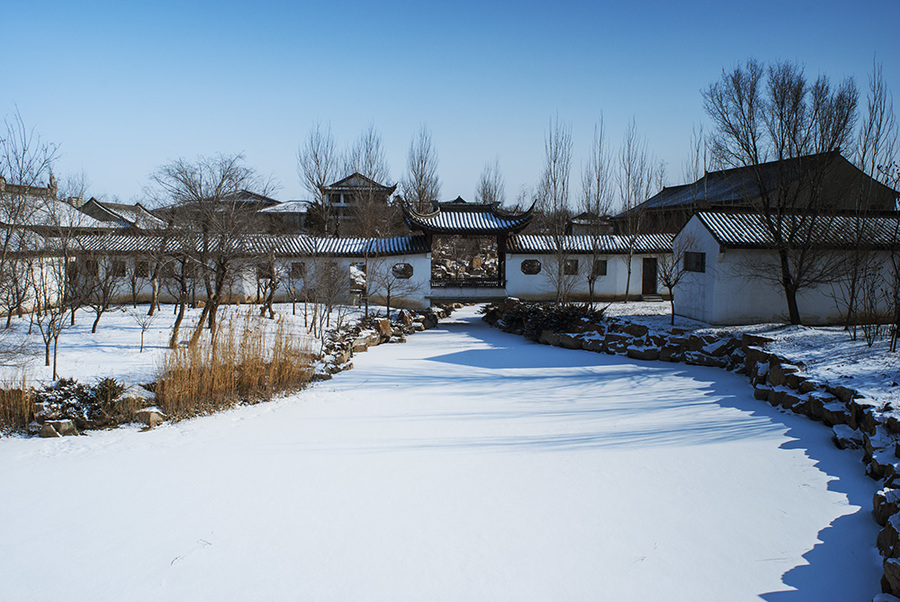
[413,311,883,597]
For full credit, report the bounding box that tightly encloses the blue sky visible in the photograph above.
[3,0,898,207]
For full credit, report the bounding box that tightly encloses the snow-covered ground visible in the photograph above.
[0,306,882,600]
[604,300,900,408]
[0,303,358,386]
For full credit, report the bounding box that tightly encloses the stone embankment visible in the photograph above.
[315,306,451,379]
[482,297,900,600]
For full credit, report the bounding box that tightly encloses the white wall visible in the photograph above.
[674,216,897,325]
[505,253,662,301]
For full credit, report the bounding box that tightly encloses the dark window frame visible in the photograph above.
[684,252,706,273]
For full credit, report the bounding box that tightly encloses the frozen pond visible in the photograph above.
[0,306,881,600]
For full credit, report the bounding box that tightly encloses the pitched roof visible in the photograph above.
[403,201,533,234]
[322,173,397,193]
[259,200,312,214]
[80,199,167,229]
[693,211,900,249]
[629,152,899,214]
[508,233,673,254]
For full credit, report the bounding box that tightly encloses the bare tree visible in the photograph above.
[838,62,900,334]
[344,125,396,238]
[581,117,613,305]
[401,125,441,212]
[80,252,126,333]
[297,122,338,235]
[658,233,695,325]
[703,59,859,324]
[475,157,505,205]
[0,110,58,330]
[537,115,574,303]
[256,249,281,319]
[366,257,423,318]
[128,305,158,353]
[149,153,267,343]
[682,124,708,183]
[617,118,656,301]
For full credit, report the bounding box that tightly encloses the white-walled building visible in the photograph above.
[674,212,900,325]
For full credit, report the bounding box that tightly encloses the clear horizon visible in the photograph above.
[4,0,898,207]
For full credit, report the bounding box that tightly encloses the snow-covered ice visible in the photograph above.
[0,306,882,600]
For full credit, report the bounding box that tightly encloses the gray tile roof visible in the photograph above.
[403,202,533,234]
[696,211,900,249]
[73,233,429,258]
[508,233,674,254]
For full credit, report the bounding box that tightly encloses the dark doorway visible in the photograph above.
[642,257,658,295]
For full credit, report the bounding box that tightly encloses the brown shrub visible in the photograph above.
[156,311,315,419]
[0,373,32,432]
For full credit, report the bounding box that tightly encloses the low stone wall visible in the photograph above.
[483,298,900,599]
[315,305,454,379]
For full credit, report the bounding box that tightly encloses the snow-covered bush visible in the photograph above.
[484,301,605,340]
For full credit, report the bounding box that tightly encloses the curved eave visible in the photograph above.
[402,202,534,235]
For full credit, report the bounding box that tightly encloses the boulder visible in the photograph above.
[351,338,369,353]
[375,318,392,340]
[422,311,439,330]
[397,310,414,327]
[821,400,851,427]
[552,333,582,349]
[134,407,167,428]
[701,336,738,357]
[45,419,78,437]
[683,351,728,368]
[627,346,660,361]
[784,372,808,390]
[753,385,773,401]
[767,363,800,387]
[885,559,900,598]
[621,323,649,338]
[581,336,605,353]
[741,333,773,349]
[828,384,862,404]
[879,513,900,558]
[39,423,61,438]
[876,489,900,526]
[658,345,684,363]
[833,425,864,450]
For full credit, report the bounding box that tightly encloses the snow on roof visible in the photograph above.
[74,233,429,258]
[403,202,533,234]
[259,200,312,214]
[695,211,900,249]
[508,233,674,254]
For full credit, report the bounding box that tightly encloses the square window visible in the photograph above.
[684,252,706,273]
[592,259,607,277]
[563,259,579,276]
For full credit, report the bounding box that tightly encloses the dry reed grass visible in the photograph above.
[0,373,32,433]
[156,311,316,419]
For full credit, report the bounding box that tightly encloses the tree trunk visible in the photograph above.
[52,334,59,380]
[624,252,634,302]
[148,277,159,316]
[190,303,211,346]
[170,302,186,348]
[779,250,802,325]
[667,287,675,326]
[91,312,101,334]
